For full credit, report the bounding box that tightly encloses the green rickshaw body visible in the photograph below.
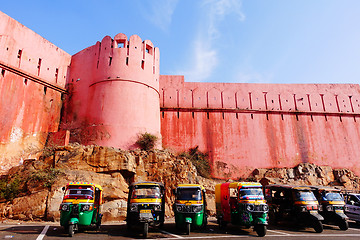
[126,181,166,237]
[59,182,103,236]
[173,184,208,233]
[215,182,268,237]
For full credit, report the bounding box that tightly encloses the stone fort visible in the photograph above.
[1,11,360,179]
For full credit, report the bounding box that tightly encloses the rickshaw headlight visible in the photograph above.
[130,204,138,212]
[60,204,70,211]
[246,204,254,211]
[326,205,333,211]
[262,205,269,212]
[176,205,182,212]
[193,205,202,213]
[81,204,93,211]
[154,204,161,211]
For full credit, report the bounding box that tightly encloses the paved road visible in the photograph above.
[1,218,360,239]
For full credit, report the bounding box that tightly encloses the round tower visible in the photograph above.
[65,33,161,149]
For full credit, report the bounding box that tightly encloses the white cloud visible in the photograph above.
[184,0,245,82]
[141,0,179,31]
[182,39,218,82]
[205,0,246,40]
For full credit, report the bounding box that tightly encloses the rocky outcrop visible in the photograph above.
[0,144,221,222]
[0,146,359,223]
[251,162,360,191]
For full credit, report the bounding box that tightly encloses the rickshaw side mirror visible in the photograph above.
[62,186,65,191]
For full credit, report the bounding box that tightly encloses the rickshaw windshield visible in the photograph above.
[64,186,94,200]
[239,188,264,199]
[132,185,161,199]
[323,192,343,201]
[177,188,202,201]
[295,191,317,201]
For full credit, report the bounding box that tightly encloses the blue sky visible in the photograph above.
[2,0,360,84]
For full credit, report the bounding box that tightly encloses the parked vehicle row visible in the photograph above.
[59,181,358,238]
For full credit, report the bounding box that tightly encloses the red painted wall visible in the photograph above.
[62,33,161,149]
[2,10,360,180]
[0,11,71,171]
[160,76,360,179]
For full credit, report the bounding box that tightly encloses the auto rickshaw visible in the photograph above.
[311,186,349,230]
[264,184,324,233]
[126,182,165,238]
[173,184,207,235]
[59,182,103,237]
[215,182,268,237]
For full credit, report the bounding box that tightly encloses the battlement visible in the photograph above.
[69,33,159,92]
[160,75,360,118]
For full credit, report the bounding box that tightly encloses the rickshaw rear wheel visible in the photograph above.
[219,219,227,231]
[339,220,349,230]
[143,222,149,238]
[254,224,266,237]
[186,222,191,235]
[313,220,323,233]
[68,224,75,237]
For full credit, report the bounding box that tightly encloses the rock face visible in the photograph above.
[251,163,360,191]
[0,144,221,222]
[0,146,359,223]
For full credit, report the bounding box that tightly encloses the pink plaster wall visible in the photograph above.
[63,33,161,149]
[160,76,360,179]
[0,11,71,171]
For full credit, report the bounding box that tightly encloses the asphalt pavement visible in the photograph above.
[1,218,360,240]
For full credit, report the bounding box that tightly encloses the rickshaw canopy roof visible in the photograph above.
[66,182,103,191]
[265,184,312,191]
[310,186,341,192]
[222,182,263,189]
[176,184,205,190]
[130,181,164,189]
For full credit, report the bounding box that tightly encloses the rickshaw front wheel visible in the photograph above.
[339,220,349,230]
[186,222,191,235]
[68,224,75,237]
[313,220,323,233]
[254,224,266,237]
[143,222,149,238]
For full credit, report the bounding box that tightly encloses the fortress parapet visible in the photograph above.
[63,33,161,149]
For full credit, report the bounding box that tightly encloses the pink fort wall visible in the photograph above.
[62,33,161,149]
[160,76,360,179]
[1,10,360,179]
[0,11,71,171]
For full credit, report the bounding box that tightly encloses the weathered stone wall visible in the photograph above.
[160,75,360,179]
[0,11,71,173]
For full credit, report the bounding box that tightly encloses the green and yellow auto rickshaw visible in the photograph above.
[311,186,349,230]
[59,182,103,237]
[215,182,268,237]
[126,182,165,238]
[173,184,207,235]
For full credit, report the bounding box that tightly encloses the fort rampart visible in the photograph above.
[160,76,360,178]
[0,11,71,171]
[1,11,360,179]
